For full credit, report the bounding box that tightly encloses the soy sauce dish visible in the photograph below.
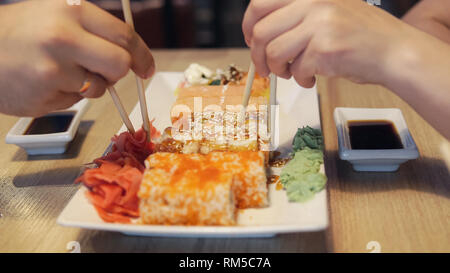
[334,107,419,172]
[6,99,90,155]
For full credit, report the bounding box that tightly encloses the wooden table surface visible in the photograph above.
[0,49,448,253]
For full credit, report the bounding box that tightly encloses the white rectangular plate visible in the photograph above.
[57,72,328,237]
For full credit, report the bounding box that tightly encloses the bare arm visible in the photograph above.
[403,0,450,43]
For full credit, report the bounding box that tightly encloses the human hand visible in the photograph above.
[0,0,155,117]
[242,0,417,88]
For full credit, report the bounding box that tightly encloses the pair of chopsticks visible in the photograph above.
[240,62,277,148]
[107,0,151,141]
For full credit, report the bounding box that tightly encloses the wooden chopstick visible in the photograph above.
[269,73,277,149]
[107,86,135,134]
[120,0,151,142]
[269,73,277,107]
[239,62,256,124]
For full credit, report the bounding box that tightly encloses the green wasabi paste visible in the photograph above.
[280,148,327,203]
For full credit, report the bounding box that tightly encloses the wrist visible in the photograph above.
[378,21,443,99]
[383,31,450,97]
[381,40,424,96]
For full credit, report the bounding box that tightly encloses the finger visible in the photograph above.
[39,61,87,93]
[266,22,313,79]
[289,50,316,88]
[69,31,132,83]
[250,1,308,76]
[79,72,108,99]
[242,0,294,46]
[48,92,84,111]
[47,61,106,97]
[80,1,155,79]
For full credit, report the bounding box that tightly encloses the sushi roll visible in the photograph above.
[138,151,269,225]
[139,153,237,225]
[209,151,268,209]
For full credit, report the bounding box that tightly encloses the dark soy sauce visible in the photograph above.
[24,111,76,135]
[348,120,403,150]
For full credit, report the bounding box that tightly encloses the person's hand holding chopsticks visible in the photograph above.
[243,0,450,138]
[242,0,415,87]
[0,0,155,117]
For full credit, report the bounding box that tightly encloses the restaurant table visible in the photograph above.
[0,49,448,253]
